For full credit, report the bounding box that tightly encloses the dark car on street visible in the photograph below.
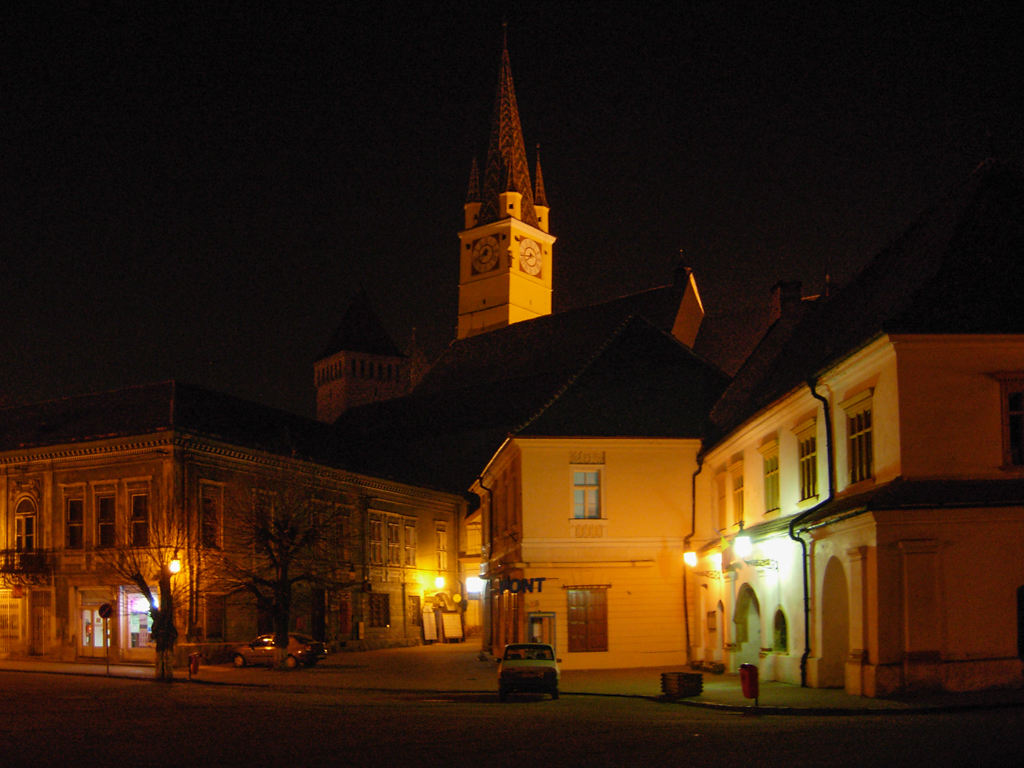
[232,634,328,669]
[498,642,560,700]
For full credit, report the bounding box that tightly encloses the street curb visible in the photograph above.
[665,696,1024,716]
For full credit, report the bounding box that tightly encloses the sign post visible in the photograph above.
[98,603,113,676]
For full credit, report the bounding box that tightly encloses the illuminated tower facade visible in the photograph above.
[457,36,555,340]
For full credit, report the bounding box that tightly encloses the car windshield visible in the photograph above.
[505,646,553,661]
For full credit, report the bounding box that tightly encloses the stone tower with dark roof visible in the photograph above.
[457,30,555,339]
[314,290,410,423]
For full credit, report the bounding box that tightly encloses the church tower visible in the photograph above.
[457,33,555,340]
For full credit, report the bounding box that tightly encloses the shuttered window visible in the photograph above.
[567,587,608,652]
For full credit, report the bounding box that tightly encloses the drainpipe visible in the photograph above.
[476,475,495,654]
[788,377,835,687]
[683,448,706,665]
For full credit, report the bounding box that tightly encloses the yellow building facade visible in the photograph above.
[476,437,702,669]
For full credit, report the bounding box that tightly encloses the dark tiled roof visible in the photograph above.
[318,290,405,360]
[709,160,1024,442]
[692,306,768,377]
[415,282,692,395]
[517,317,728,438]
[338,299,728,492]
[0,381,345,466]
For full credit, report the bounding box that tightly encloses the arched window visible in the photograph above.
[773,608,789,652]
[15,498,36,552]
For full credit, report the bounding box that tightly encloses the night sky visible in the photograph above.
[3,2,1021,417]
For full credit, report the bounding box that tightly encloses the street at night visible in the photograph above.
[4,7,1024,763]
[1,669,1022,767]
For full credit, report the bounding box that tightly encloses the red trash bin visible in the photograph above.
[739,663,759,703]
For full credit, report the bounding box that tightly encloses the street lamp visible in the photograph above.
[734,535,753,558]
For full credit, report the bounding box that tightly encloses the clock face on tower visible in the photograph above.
[519,238,542,276]
[471,236,499,274]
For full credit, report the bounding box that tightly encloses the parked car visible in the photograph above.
[232,634,328,669]
[497,642,560,701]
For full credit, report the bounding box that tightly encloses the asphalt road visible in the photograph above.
[2,671,1022,767]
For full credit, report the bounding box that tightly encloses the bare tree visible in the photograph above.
[207,472,355,668]
[99,499,189,682]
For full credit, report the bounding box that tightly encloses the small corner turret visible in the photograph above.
[314,291,410,423]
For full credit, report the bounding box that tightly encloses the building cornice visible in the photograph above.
[1,430,466,509]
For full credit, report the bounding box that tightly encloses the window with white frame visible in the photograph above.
[369,516,383,565]
[730,461,744,527]
[338,510,353,562]
[436,525,448,571]
[760,440,780,514]
[65,495,84,549]
[843,390,874,485]
[715,472,727,531]
[129,492,149,547]
[15,499,37,552]
[96,493,116,548]
[387,520,401,565]
[368,592,390,627]
[200,483,223,549]
[795,420,818,501]
[572,470,601,519]
[404,523,417,566]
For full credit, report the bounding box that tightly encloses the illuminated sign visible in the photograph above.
[496,577,547,594]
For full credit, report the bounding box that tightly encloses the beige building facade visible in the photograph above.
[0,383,467,663]
[689,162,1024,695]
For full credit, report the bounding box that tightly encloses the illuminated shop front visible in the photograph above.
[77,588,112,658]
[121,587,156,659]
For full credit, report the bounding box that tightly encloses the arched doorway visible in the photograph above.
[819,556,850,688]
[733,584,761,669]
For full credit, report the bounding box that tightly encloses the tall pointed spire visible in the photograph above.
[465,156,480,203]
[478,27,538,227]
[533,145,548,208]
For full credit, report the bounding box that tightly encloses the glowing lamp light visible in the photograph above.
[434,576,446,590]
[683,551,698,568]
[168,559,181,574]
[734,535,753,558]
[131,595,151,613]
[709,552,723,572]
[465,576,484,594]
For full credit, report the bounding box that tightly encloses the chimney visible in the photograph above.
[768,280,802,325]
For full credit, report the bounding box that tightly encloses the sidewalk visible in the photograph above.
[4,643,1024,715]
